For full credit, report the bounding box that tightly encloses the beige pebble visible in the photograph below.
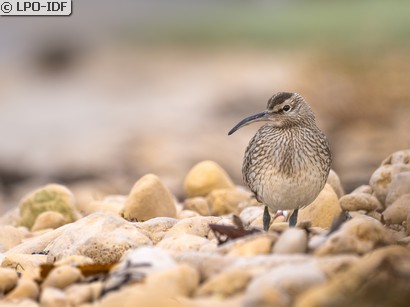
[40,287,69,307]
[122,174,177,222]
[315,215,390,256]
[296,245,410,307]
[2,253,47,280]
[157,233,216,252]
[164,216,221,238]
[177,209,200,219]
[340,193,381,212]
[239,206,264,226]
[224,234,277,257]
[351,184,373,194]
[370,163,410,206]
[183,197,210,216]
[383,193,410,225]
[6,278,39,301]
[0,225,29,253]
[42,265,82,289]
[183,160,235,197]
[81,195,126,216]
[134,217,178,244]
[54,255,94,267]
[45,212,152,264]
[65,282,102,305]
[0,267,18,294]
[299,184,342,229]
[196,268,253,297]
[269,222,289,232]
[273,228,308,254]
[207,188,252,216]
[244,263,325,307]
[326,169,345,198]
[18,184,77,230]
[385,172,410,207]
[31,211,67,232]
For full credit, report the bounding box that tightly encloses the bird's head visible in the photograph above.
[228,92,315,135]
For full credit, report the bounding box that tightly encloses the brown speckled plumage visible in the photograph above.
[229,92,331,227]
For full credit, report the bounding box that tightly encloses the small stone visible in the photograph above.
[2,254,47,280]
[244,263,326,306]
[315,215,390,256]
[224,234,277,257]
[0,267,18,294]
[239,206,264,226]
[269,222,289,232]
[183,160,235,197]
[326,169,345,198]
[407,213,410,236]
[65,282,102,305]
[134,217,178,244]
[19,184,77,230]
[385,172,410,207]
[0,226,29,253]
[123,246,177,274]
[383,194,410,225]
[296,245,410,307]
[157,234,216,252]
[42,265,82,289]
[183,197,210,216]
[164,216,221,239]
[207,188,252,216]
[6,278,39,301]
[31,211,67,232]
[40,287,69,307]
[340,193,381,212]
[81,195,126,216]
[122,174,177,222]
[298,184,342,229]
[55,255,94,267]
[196,268,253,297]
[273,228,308,254]
[370,163,410,206]
[351,185,373,194]
[177,209,200,219]
[45,212,152,264]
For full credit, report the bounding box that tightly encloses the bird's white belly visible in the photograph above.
[255,171,324,211]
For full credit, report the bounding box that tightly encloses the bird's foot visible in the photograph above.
[289,209,298,227]
[263,206,271,231]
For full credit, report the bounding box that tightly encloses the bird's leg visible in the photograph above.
[289,209,298,227]
[263,206,271,231]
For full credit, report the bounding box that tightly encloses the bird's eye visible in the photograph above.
[282,105,291,112]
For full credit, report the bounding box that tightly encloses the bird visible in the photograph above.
[228,92,331,231]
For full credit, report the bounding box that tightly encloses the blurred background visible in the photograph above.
[1,0,410,213]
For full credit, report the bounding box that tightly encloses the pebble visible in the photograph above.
[370,162,410,206]
[0,267,18,294]
[196,268,253,297]
[207,188,252,216]
[0,225,29,253]
[273,228,308,254]
[134,217,178,244]
[239,206,264,226]
[339,193,381,212]
[42,265,82,289]
[45,212,152,264]
[164,216,221,239]
[296,245,410,307]
[382,193,410,225]
[298,184,342,228]
[65,282,102,305]
[6,278,39,301]
[385,171,410,207]
[183,197,210,216]
[31,211,67,232]
[315,215,390,256]
[122,174,177,222]
[157,233,216,252]
[244,263,326,306]
[183,160,235,197]
[18,184,77,230]
[326,169,345,198]
[2,253,47,280]
[223,234,277,257]
[81,195,126,216]
[40,287,69,307]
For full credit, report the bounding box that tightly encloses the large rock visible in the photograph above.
[122,174,177,222]
[298,184,342,229]
[19,184,77,230]
[45,212,152,264]
[183,160,235,197]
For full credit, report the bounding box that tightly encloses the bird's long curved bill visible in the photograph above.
[228,111,268,135]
